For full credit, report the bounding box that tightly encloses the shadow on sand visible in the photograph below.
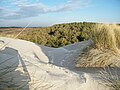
[37,44,120,78]
[0,47,30,90]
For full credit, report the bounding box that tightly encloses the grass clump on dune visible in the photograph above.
[76,24,120,67]
[90,24,118,52]
[87,24,120,52]
[114,26,120,49]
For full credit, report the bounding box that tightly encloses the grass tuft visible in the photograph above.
[89,24,119,52]
[76,24,120,67]
[99,68,120,90]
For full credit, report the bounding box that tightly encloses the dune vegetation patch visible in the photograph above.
[76,24,120,67]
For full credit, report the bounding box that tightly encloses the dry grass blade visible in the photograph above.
[99,68,120,90]
[0,22,32,50]
[13,22,32,39]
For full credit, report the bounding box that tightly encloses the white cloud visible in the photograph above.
[0,0,90,20]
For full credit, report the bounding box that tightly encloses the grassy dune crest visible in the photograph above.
[76,24,120,67]
[90,24,119,52]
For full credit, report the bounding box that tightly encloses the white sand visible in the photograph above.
[0,37,110,90]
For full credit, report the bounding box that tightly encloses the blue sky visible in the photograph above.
[0,0,120,27]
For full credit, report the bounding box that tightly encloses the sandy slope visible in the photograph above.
[0,37,110,90]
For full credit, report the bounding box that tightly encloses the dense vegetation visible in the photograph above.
[1,22,119,48]
[0,22,97,47]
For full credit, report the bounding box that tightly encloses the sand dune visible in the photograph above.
[0,37,110,90]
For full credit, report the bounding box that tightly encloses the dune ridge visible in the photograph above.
[0,37,111,90]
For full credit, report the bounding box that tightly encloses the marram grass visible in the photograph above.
[89,24,119,52]
[76,24,120,67]
[99,68,120,90]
